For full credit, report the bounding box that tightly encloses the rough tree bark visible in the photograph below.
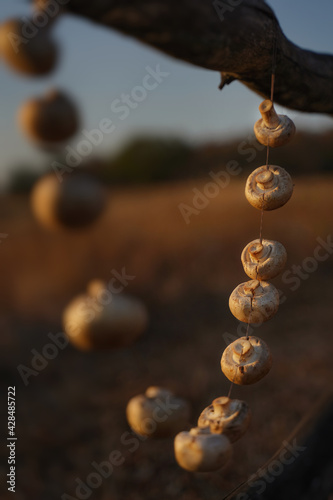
[63,0,333,114]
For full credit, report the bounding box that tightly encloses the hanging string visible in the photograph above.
[260,27,277,242]
[270,30,278,101]
[265,144,270,170]
[227,372,236,399]
[259,208,264,245]
[226,31,278,401]
[266,31,277,171]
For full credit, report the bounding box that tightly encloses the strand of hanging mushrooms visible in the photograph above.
[0,2,112,231]
[1,3,152,351]
[174,58,296,473]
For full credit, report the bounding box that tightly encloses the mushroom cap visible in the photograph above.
[229,280,279,324]
[63,282,148,350]
[254,100,295,148]
[0,19,58,76]
[18,89,79,144]
[241,239,287,280]
[31,172,107,230]
[174,427,232,472]
[126,387,191,438]
[221,336,272,385]
[198,397,251,442]
[245,165,293,211]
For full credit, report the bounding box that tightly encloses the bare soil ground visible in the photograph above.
[1,176,333,499]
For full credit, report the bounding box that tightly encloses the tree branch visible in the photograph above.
[64,0,333,114]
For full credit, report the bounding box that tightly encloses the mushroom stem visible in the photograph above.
[259,100,280,129]
[232,339,254,362]
[87,280,106,296]
[255,169,276,190]
[212,397,231,417]
[249,242,265,260]
[145,386,171,399]
[243,280,260,295]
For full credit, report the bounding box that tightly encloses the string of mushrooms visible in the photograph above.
[0,2,149,346]
[174,45,296,472]
[0,2,113,231]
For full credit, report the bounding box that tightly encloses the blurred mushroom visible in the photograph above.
[221,336,272,385]
[174,426,231,472]
[126,386,190,438]
[0,18,58,76]
[198,397,251,443]
[18,89,79,144]
[31,172,107,230]
[63,280,148,350]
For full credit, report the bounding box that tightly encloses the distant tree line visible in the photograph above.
[8,130,333,193]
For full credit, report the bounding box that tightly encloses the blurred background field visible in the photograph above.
[1,1,333,498]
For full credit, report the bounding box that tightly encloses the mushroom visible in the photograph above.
[221,336,272,385]
[0,19,58,76]
[18,89,79,144]
[198,397,251,443]
[254,100,295,147]
[63,280,148,350]
[31,172,107,230]
[126,386,191,438]
[245,165,293,211]
[241,239,287,280]
[174,426,232,472]
[229,280,279,324]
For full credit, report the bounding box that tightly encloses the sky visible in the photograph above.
[0,0,332,186]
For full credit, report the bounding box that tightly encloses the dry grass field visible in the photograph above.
[1,175,333,499]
